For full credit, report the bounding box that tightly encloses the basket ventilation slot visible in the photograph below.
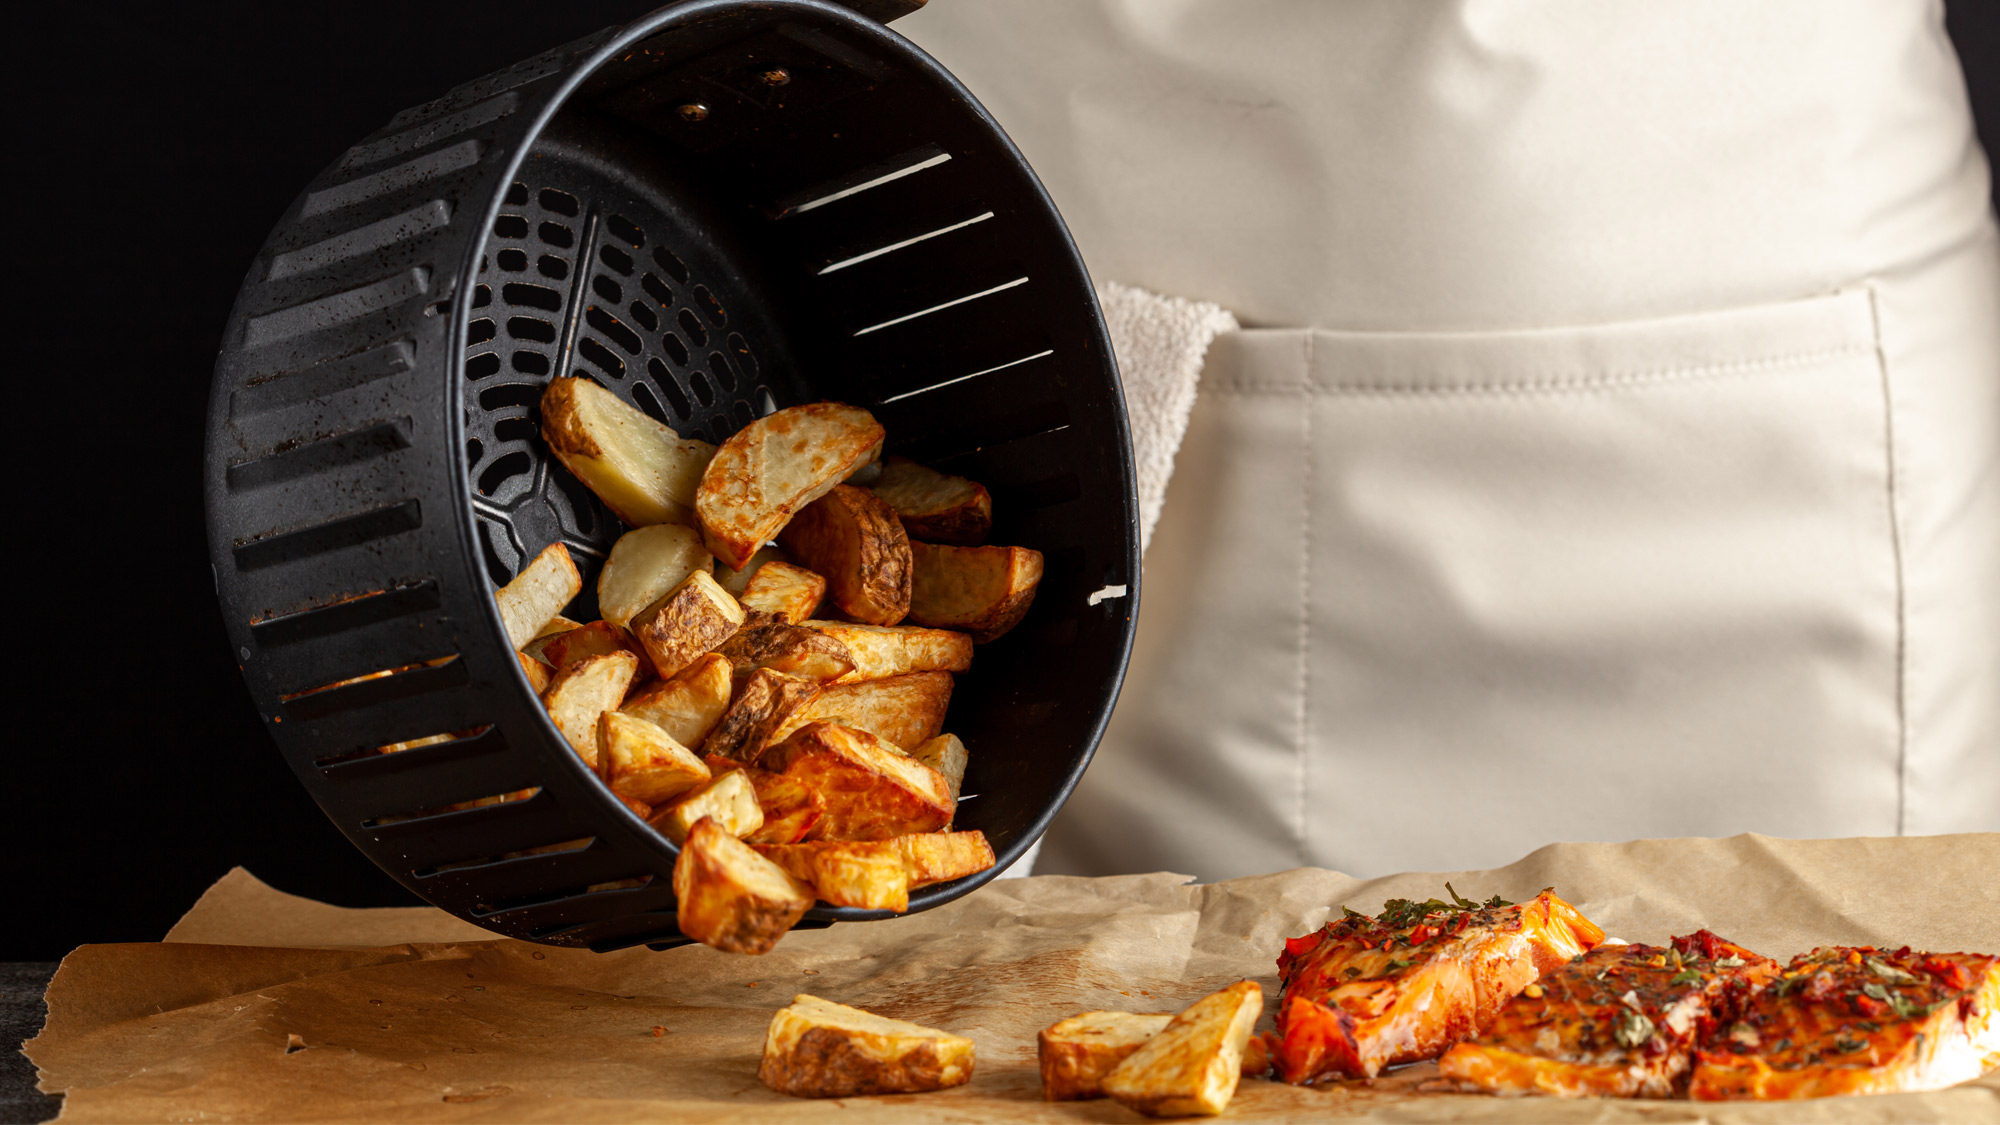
[251,580,441,648]
[233,499,422,571]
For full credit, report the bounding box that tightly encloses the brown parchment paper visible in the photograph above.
[26,833,2000,1123]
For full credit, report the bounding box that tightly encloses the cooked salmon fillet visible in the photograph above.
[1439,930,1778,1098]
[1689,945,2000,1100]
[1273,887,1605,1083]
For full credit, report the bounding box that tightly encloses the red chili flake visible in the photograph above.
[1918,957,1970,991]
[1853,994,1890,1019]
[1408,925,1440,946]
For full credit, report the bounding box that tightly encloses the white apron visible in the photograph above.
[900,0,2000,879]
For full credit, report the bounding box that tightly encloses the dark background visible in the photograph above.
[9,3,2000,961]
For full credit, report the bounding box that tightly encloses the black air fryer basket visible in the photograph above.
[204,0,1139,951]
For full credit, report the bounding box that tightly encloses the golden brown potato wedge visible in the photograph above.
[1101,981,1263,1118]
[538,619,643,675]
[648,768,763,845]
[739,561,828,624]
[715,617,855,683]
[714,545,788,597]
[696,402,885,570]
[908,541,1044,643]
[778,485,912,626]
[869,455,993,546]
[612,792,654,821]
[674,816,813,956]
[895,830,995,888]
[543,650,639,770]
[517,650,552,694]
[629,569,745,680]
[701,667,821,764]
[766,722,954,841]
[805,622,972,684]
[910,734,968,802]
[775,671,953,752]
[1039,1011,1175,1101]
[620,652,732,748]
[759,994,975,1097]
[496,542,581,649]
[740,768,825,846]
[540,375,715,528]
[598,710,711,806]
[755,839,909,912]
[597,523,714,629]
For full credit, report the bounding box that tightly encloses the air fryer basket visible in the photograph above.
[204,0,1139,951]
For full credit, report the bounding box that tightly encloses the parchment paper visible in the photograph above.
[26,833,2000,1122]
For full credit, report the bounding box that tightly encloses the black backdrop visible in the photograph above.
[10,3,1999,961]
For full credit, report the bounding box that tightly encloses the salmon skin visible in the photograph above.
[1690,945,2000,1100]
[1273,887,1604,1083]
[1439,930,1778,1098]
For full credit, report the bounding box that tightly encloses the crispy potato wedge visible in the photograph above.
[756,839,910,912]
[908,541,1044,643]
[714,545,788,597]
[760,994,975,1097]
[613,792,654,821]
[517,650,552,694]
[648,768,763,845]
[740,561,828,624]
[775,671,954,752]
[766,722,954,841]
[599,710,711,806]
[541,375,715,528]
[538,619,643,675]
[621,652,732,748]
[741,768,826,846]
[701,667,821,764]
[870,455,993,546]
[1040,1011,1175,1101]
[597,523,715,629]
[716,617,855,683]
[543,650,639,770]
[911,734,968,802]
[896,830,995,888]
[674,816,813,956]
[696,401,885,570]
[778,485,912,625]
[630,569,745,680]
[496,542,581,649]
[1102,981,1263,1118]
[805,622,973,684]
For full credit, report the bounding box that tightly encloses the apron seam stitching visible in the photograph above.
[1296,331,1314,868]
[1864,285,1910,836]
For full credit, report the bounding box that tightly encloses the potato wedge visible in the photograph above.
[911,734,968,802]
[1040,1011,1175,1101]
[543,650,639,770]
[598,710,710,806]
[701,667,821,764]
[538,619,643,674]
[870,455,992,546]
[716,617,854,683]
[907,541,1043,643]
[775,671,953,752]
[714,545,788,597]
[696,401,885,570]
[674,816,812,955]
[597,523,714,629]
[741,768,825,846]
[777,485,912,626]
[517,650,551,694]
[1101,981,1263,1118]
[541,375,715,528]
[755,839,909,912]
[759,994,974,1097]
[630,569,745,680]
[740,561,828,624]
[766,722,954,841]
[896,831,996,888]
[612,792,654,821]
[648,768,763,845]
[806,622,972,684]
[496,542,581,649]
[620,652,732,748]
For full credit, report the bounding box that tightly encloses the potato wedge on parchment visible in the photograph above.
[597,522,713,629]
[648,768,762,844]
[778,485,912,626]
[1102,980,1263,1117]
[701,667,821,763]
[756,839,910,912]
[541,376,715,528]
[766,722,954,840]
[869,455,992,546]
[1040,1011,1174,1101]
[673,816,812,955]
[775,671,953,752]
[760,994,975,1097]
[695,402,884,570]
[629,569,744,680]
[543,650,639,770]
[621,652,732,748]
[715,617,854,683]
[806,621,972,684]
[598,710,709,806]
[908,540,1043,643]
[496,542,580,649]
[896,830,995,888]
[739,561,827,624]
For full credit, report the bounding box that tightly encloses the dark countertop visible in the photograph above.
[1,965,58,1125]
